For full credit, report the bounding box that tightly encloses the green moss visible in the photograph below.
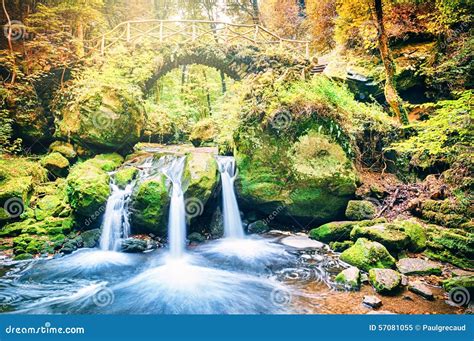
[131,177,169,236]
[49,141,77,159]
[345,200,376,220]
[335,267,360,290]
[309,218,386,243]
[329,240,354,252]
[340,238,396,272]
[114,167,138,189]
[41,152,70,177]
[369,268,402,295]
[395,220,427,252]
[13,253,34,261]
[189,118,218,146]
[350,223,410,252]
[443,276,474,292]
[66,154,122,216]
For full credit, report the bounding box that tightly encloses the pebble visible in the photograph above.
[363,295,382,308]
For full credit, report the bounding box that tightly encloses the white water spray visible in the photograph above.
[216,156,244,239]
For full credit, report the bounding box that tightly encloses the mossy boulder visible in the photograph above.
[236,130,358,224]
[55,84,146,151]
[350,223,410,252]
[49,141,77,160]
[394,220,427,252]
[345,200,377,220]
[340,238,396,272]
[130,177,169,236]
[309,218,386,243]
[183,149,218,218]
[189,118,218,147]
[114,167,138,189]
[0,157,48,221]
[443,276,474,294]
[369,268,402,295]
[81,229,101,248]
[41,152,70,178]
[329,240,354,252]
[66,154,123,217]
[424,224,474,269]
[417,199,471,229]
[335,267,361,290]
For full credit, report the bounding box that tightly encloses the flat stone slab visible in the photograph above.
[397,258,442,275]
[408,281,434,300]
[363,295,382,308]
[280,235,324,249]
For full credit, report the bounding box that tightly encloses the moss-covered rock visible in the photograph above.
[183,149,218,218]
[335,267,361,290]
[329,240,354,252]
[394,220,427,252]
[49,141,77,160]
[41,152,70,178]
[189,118,218,147]
[369,268,402,295]
[114,167,138,189]
[130,177,169,236]
[350,223,410,252]
[345,200,377,220]
[236,130,358,224]
[66,154,123,217]
[424,224,474,269]
[418,199,472,229]
[55,84,146,151]
[81,229,101,248]
[340,238,396,272]
[309,218,386,243]
[443,276,474,293]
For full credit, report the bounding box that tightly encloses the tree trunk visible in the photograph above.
[373,0,407,124]
[251,0,260,24]
[220,70,227,93]
[2,0,16,84]
[76,21,85,58]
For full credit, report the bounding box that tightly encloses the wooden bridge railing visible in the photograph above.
[87,20,311,59]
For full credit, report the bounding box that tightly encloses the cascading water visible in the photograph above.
[162,156,187,258]
[216,156,244,239]
[99,179,134,251]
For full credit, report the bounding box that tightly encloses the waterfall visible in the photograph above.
[99,180,134,251]
[216,156,245,239]
[162,156,187,258]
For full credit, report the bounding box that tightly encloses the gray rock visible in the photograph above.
[369,268,402,294]
[409,282,434,300]
[280,235,324,249]
[396,258,442,275]
[401,274,409,286]
[335,267,361,290]
[81,229,101,248]
[363,295,382,308]
[121,238,147,253]
[248,220,270,234]
[209,207,224,238]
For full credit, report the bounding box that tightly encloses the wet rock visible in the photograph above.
[401,274,409,286]
[309,218,386,243]
[345,200,376,220]
[114,167,138,189]
[369,268,402,294]
[281,235,324,249]
[13,253,34,261]
[408,282,434,300]
[335,267,361,290]
[81,229,101,248]
[443,276,474,296]
[248,220,270,234]
[329,240,354,252]
[188,232,205,243]
[209,207,224,238]
[340,238,396,272]
[60,240,78,254]
[396,258,442,275]
[363,295,382,308]
[121,238,147,253]
[350,223,410,252]
[41,152,70,178]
